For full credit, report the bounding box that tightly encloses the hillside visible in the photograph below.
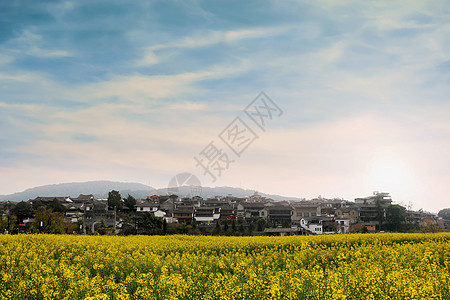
[0,181,301,202]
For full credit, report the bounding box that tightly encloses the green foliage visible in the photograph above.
[212,221,221,235]
[231,219,237,231]
[0,213,16,233]
[137,212,164,235]
[123,194,136,211]
[223,221,229,232]
[49,198,66,213]
[13,201,33,223]
[32,199,44,211]
[257,218,266,231]
[248,223,254,235]
[33,207,75,234]
[385,204,405,232]
[108,190,123,210]
[239,224,244,234]
[167,223,191,234]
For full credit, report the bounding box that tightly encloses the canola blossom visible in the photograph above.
[0,233,449,299]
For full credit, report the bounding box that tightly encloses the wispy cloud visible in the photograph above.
[0,0,449,211]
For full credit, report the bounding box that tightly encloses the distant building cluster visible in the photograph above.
[1,191,447,235]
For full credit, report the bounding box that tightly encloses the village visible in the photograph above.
[1,191,447,235]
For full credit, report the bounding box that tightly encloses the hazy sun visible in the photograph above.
[367,156,412,193]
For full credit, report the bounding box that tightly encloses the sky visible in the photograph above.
[1,0,449,212]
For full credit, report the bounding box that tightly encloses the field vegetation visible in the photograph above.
[0,233,449,299]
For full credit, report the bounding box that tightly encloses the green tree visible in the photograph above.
[137,212,163,235]
[0,212,16,233]
[123,194,136,211]
[223,221,229,232]
[248,223,254,235]
[438,208,450,220]
[49,198,66,213]
[33,207,75,234]
[32,199,45,211]
[385,204,405,232]
[13,201,33,223]
[212,221,221,235]
[238,224,244,235]
[108,190,123,210]
[256,218,266,231]
[231,219,237,232]
[163,219,167,235]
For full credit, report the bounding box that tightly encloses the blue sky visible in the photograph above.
[1,0,449,212]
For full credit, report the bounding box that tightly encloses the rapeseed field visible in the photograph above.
[0,233,449,299]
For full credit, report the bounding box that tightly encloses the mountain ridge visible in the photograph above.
[0,181,302,202]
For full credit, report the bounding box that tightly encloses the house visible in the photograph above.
[335,207,358,222]
[355,192,392,226]
[260,205,293,225]
[291,203,321,224]
[264,227,301,236]
[83,200,116,232]
[300,218,322,234]
[65,203,84,222]
[335,219,351,233]
[135,199,159,213]
[72,194,95,203]
[30,196,72,207]
[173,206,194,224]
[236,202,265,221]
[309,197,350,216]
[299,216,337,234]
[160,198,176,214]
[194,207,220,224]
[219,205,235,220]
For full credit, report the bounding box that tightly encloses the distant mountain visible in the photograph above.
[0,181,302,202]
[0,181,155,202]
[153,186,302,201]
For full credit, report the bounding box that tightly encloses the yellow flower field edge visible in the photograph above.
[0,233,449,300]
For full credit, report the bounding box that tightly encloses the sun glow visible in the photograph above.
[367,155,413,193]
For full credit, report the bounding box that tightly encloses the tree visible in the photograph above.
[123,194,136,211]
[256,218,266,231]
[0,212,16,233]
[248,223,254,235]
[212,221,221,235]
[231,220,237,232]
[32,199,45,211]
[108,190,122,210]
[238,224,244,235]
[438,208,450,220]
[33,207,75,234]
[163,219,167,235]
[223,221,229,232]
[13,201,33,223]
[137,212,164,235]
[385,204,405,232]
[49,198,66,213]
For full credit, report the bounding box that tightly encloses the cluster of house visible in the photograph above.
[22,191,446,235]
